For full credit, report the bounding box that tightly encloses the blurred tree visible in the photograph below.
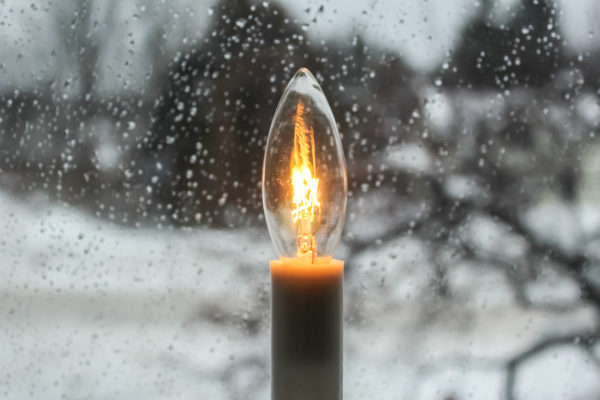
[142,0,418,226]
[445,0,563,88]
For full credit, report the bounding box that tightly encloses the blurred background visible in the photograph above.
[1,0,600,398]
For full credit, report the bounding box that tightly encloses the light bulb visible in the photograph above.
[262,68,347,262]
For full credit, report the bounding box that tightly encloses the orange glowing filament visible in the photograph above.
[291,101,320,260]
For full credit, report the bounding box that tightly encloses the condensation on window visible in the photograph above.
[1,0,599,399]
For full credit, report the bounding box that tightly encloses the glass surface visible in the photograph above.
[1,0,600,399]
[263,68,347,259]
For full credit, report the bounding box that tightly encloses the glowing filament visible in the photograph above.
[291,167,319,222]
[291,101,320,259]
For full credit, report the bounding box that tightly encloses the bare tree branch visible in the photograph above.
[505,330,600,400]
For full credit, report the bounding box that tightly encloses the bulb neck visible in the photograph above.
[296,214,316,262]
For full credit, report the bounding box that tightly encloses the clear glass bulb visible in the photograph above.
[262,68,347,261]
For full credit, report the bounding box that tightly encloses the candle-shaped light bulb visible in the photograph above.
[262,68,347,262]
[265,68,346,400]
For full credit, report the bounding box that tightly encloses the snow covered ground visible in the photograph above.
[1,189,599,399]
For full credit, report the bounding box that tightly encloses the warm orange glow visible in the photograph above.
[291,101,321,260]
[270,257,343,277]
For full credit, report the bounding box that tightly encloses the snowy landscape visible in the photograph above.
[2,184,599,399]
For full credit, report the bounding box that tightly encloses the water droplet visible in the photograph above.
[235,18,247,28]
